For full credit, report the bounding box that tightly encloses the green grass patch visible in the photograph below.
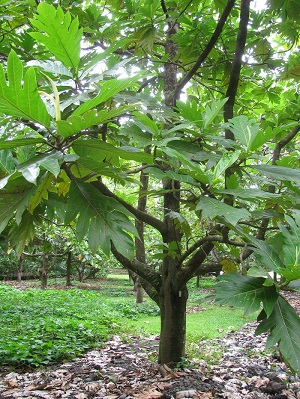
[127,304,256,341]
[0,276,256,368]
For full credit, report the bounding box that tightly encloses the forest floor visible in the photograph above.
[0,291,299,399]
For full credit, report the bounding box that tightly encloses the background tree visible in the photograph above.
[0,0,300,372]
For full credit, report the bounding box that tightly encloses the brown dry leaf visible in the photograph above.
[27,390,56,398]
[196,392,213,399]
[165,370,187,380]
[176,389,197,398]
[4,380,18,388]
[103,396,119,399]
[1,389,20,397]
[133,388,163,398]
[85,381,102,392]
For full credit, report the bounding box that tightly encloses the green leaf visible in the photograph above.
[196,196,250,225]
[203,97,228,128]
[30,3,82,72]
[214,188,280,199]
[57,106,131,137]
[215,274,279,316]
[0,50,50,126]
[276,215,300,281]
[247,236,285,272]
[251,164,300,183]
[162,147,210,184]
[72,139,153,164]
[0,138,45,149]
[212,151,240,183]
[250,125,280,150]
[255,296,300,374]
[176,100,202,124]
[0,177,35,233]
[73,77,140,116]
[28,172,55,214]
[21,165,40,185]
[65,181,137,258]
[9,211,36,256]
[226,116,260,150]
[0,150,16,173]
[167,211,191,238]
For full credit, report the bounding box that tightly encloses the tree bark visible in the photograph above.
[17,255,23,282]
[134,147,151,303]
[40,253,49,289]
[66,251,72,286]
[159,279,188,365]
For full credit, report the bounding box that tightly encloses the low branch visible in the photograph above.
[111,242,162,295]
[91,179,167,236]
[176,241,215,289]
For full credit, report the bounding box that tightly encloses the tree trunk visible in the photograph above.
[159,278,188,365]
[134,147,150,303]
[40,253,49,289]
[17,255,23,282]
[66,251,72,286]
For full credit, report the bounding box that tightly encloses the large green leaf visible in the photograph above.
[212,151,240,183]
[215,274,279,316]
[214,188,280,199]
[247,236,285,272]
[251,164,300,183]
[203,97,228,128]
[0,50,50,127]
[0,138,45,149]
[226,115,260,150]
[72,139,153,164]
[0,150,16,173]
[277,214,300,281]
[73,76,140,116]
[255,296,300,374]
[30,3,82,72]
[65,181,137,258]
[196,196,250,225]
[57,106,131,137]
[0,177,35,233]
[8,211,36,256]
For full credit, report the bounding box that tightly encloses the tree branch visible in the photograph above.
[91,179,167,236]
[175,0,236,99]
[175,241,215,289]
[111,242,162,295]
[272,124,300,164]
[223,0,251,126]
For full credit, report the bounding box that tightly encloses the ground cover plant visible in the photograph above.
[0,276,256,368]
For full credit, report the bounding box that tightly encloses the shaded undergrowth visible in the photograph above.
[0,275,256,368]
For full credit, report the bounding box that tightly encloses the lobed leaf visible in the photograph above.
[57,106,131,137]
[0,50,50,127]
[215,274,279,316]
[255,296,300,374]
[226,116,260,150]
[30,3,82,72]
[65,181,137,258]
[247,236,285,272]
[251,164,300,183]
[73,77,140,116]
[72,139,153,164]
[196,196,250,225]
[0,177,35,233]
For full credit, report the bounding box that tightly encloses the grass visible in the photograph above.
[0,275,257,368]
